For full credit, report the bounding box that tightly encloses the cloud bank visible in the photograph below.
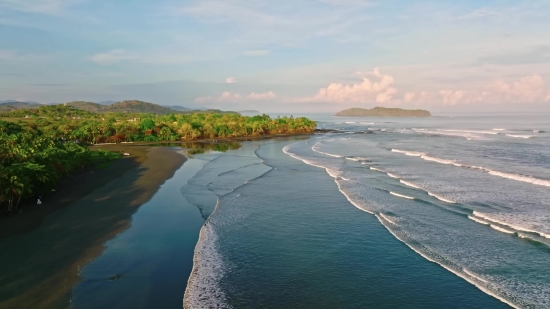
[291,68,550,106]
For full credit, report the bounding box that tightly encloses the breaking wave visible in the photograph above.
[389,191,415,200]
[311,142,343,158]
[506,134,534,139]
[427,192,456,204]
[391,149,550,187]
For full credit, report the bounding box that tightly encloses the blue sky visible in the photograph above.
[1,0,550,112]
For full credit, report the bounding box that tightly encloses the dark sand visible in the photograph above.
[0,145,185,309]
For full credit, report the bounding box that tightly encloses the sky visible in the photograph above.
[1,0,550,113]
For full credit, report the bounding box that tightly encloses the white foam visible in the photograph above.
[390,191,415,200]
[311,142,343,158]
[428,192,456,203]
[485,169,550,187]
[473,211,550,239]
[387,173,399,179]
[360,122,374,125]
[183,207,228,308]
[391,149,424,156]
[391,148,550,188]
[378,220,520,309]
[468,215,490,225]
[400,180,422,189]
[370,167,385,172]
[341,177,351,181]
[345,121,356,124]
[420,155,456,165]
[463,269,488,283]
[378,213,396,225]
[346,157,368,162]
[493,128,506,131]
[506,134,533,139]
[438,129,498,135]
[533,130,540,133]
[490,224,516,234]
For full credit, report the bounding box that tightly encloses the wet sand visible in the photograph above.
[0,145,185,309]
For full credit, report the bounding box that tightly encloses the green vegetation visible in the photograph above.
[0,105,316,144]
[336,106,431,117]
[0,105,316,214]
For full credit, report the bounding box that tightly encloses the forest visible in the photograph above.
[0,105,317,214]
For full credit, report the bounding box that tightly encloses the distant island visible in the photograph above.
[336,107,431,117]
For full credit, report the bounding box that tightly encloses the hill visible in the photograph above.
[336,107,431,117]
[0,101,43,112]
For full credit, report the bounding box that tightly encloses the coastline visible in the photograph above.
[0,145,186,309]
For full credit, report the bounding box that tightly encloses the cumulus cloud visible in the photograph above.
[244,50,270,56]
[195,91,276,103]
[301,68,397,103]
[294,68,550,106]
[226,77,238,84]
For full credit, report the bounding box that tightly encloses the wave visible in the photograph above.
[360,122,374,125]
[183,201,229,309]
[311,142,343,158]
[378,213,396,225]
[400,180,422,189]
[493,128,506,131]
[391,149,424,156]
[377,219,520,309]
[346,156,368,162]
[490,224,516,235]
[390,191,415,200]
[438,129,498,135]
[391,149,550,187]
[386,173,399,179]
[370,167,385,172]
[473,211,550,239]
[463,269,488,283]
[345,121,356,124]
[468,215,490,225]
[421,155,458,166]
[284,141,524,309]
[506,134,534,139]
[427,192,456,203]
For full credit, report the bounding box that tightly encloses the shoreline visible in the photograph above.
[0,145,186,308]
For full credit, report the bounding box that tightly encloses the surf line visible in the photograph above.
[389,191,415,200]
[283,141,520,309]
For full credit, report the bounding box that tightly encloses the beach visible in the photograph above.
[0,145,185,308]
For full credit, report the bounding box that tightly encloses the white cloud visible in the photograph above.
[226,77,238,84]
[195,91,276,103]
[299,68,397,103]
[245,50,270,56]
[293,68,550,106]
[90,49,192,65]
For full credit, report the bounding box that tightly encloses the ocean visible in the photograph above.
[74,113,550,308]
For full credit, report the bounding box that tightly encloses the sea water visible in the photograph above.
[185,113,550,308]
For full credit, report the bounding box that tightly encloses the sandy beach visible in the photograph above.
[0,145,186,309]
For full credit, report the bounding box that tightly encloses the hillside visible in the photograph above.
[336,107,431,117]
[0,101,43,112]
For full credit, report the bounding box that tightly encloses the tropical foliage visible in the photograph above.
[0,106,316,144]
[0,107,316,214]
